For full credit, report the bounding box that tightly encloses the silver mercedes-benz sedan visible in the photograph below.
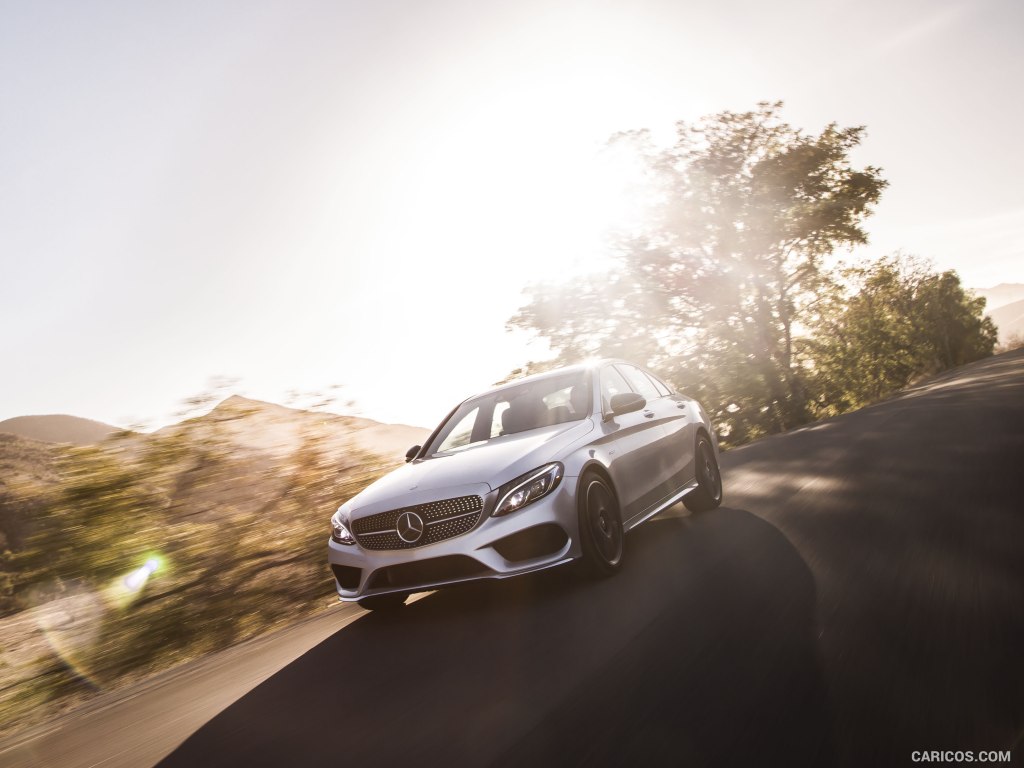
[327,360,723,610]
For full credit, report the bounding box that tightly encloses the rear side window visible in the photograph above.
[617,365,661,401]
[642,369,672,397]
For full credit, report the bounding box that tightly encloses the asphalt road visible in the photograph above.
[3,350,1023,768]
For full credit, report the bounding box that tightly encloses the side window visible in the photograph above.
[542,383,573,425]
[436,407,480,452]
[600,366,632,412]
[489,401,510,438]
[542,384,572,410]
[642,369,671,397]
[617,365,661,401]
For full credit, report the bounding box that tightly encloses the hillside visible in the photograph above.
[989,298,1024,344]
[0,415,120,446]
[974,283,1024,310]
[0,433,64,487]
[157,395,427,463]
[0,433,65,552]
[970,284,1024,346]
[0,395,429,736]
[0,398,429,532]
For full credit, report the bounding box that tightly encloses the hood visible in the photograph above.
[346,419,594,517]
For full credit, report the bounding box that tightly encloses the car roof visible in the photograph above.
[475,358,638,398]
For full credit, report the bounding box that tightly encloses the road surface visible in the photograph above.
[2,350,1023,767]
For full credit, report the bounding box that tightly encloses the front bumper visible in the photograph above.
[327,480,583,600]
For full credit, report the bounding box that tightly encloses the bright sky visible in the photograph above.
[3,0,1022,430]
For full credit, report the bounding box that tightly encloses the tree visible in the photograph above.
[914,271,997,370]
[511,102,887,443]
[808,256,997,413]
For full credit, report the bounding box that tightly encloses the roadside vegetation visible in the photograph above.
[510,102,998,444]
[996,332,1024,353]
[0,400,391,737]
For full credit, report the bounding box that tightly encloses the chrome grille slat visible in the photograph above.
[425,510,478,526]
[352,495,484,550]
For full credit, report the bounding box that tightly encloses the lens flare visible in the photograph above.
[109,554,164,608]
[29,583,106,688]
[22,555,168,691]
[122,559,159,591]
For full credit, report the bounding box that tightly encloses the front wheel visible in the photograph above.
[684,434,723,512]
[578,473,624,576]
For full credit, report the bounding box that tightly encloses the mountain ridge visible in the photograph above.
[988,298,1024,344]
[974,283,1024,310]
[0,415,121,446]
[0,396,427,455]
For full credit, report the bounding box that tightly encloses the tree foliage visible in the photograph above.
[510,103,995,443]
[808,256,997,414]
[512,102,888,442]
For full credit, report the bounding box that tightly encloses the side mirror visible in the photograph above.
[609,392,646,418]
[405,445,421,463]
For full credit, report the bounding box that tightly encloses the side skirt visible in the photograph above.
[622,479,699,534]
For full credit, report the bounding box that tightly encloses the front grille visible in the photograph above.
[352,495,484,550]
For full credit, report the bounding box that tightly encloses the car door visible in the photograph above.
[622,364,698,493]
[593,364,671,523]
[614,364,694,511]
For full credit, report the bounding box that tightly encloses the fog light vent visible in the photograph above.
[331,564,361,590]
[491,524,568,562]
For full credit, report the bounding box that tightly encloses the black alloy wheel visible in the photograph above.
[683,434,723,512]
[578,473,624,576]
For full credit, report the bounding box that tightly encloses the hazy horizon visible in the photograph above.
[3,0,1023,430]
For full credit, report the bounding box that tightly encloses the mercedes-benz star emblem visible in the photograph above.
[396,511,425,543]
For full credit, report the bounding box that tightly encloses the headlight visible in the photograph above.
[331,508,355,545]
[494,463,564,517]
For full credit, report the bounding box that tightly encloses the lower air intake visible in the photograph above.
[366,556,491,591]
[331,564,362,590]
[491,524,569,562]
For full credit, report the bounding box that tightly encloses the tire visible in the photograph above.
[358,593,407,612]
[684,433,723,512]
[578,472,624,576]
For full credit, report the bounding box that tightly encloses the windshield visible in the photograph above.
[425,371,591,456]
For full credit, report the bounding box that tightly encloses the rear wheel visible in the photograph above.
[578,473,624,576]
[358,593,407,612]
[684,434,723,512]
